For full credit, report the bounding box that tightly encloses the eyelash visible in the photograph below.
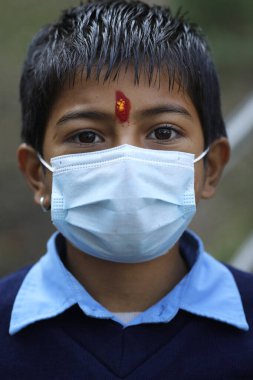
[67,124,182,145]
[147,125,181,141]
[67,130,104,145]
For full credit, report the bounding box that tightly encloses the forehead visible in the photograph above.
[51,67,199,120]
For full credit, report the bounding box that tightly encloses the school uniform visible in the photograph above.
[1,230,253,379]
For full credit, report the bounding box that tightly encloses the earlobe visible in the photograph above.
[201,137,230,199]
[17,143,50,206]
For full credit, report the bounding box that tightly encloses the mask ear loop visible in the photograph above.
[37,153,54,172]
[194,147,209,163]
[37,153,53,212]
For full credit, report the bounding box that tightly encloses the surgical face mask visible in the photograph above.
[38,144,208,263]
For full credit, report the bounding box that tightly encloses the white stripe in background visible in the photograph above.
[225,94,253,271]
[230,234,253,272]
[226,94,253,150]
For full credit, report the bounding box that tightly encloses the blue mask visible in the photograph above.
[39,144,208,263]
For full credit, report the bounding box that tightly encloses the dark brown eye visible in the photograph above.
[147,125,180,143]
[69,130,103,145]
[78,131,96,143]
[154,127,173,140]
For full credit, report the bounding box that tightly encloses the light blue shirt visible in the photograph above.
[9,230,249,335]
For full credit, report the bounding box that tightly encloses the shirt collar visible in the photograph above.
[9,231,249,335]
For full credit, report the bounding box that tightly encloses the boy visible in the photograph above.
[1,0,253,378]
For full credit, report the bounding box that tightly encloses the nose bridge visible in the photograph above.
[113,122,142,147]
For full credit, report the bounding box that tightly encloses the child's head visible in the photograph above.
[20,0,226,155]
[18,0,230,262]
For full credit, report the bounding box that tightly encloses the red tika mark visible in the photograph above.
[115,91,131,123]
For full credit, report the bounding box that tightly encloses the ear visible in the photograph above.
[17,143,51,207]
[201,137,230,199]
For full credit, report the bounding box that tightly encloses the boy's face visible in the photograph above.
[42,68,206,202]
[44,69,205,158]
[18,67,229,209]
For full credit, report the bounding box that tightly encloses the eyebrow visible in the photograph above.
[56,110,114,126]
[139,105,192,119]
[55,104,192,126]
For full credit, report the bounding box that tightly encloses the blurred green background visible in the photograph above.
[0,0,252,276]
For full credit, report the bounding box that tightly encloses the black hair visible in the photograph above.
[20,0,226,153]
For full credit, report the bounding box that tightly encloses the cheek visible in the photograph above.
[194,164,206,204]
[44,172,53,200]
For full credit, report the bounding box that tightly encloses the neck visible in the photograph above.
[65,242,188,312]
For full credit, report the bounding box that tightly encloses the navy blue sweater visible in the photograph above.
[1,265,253,379]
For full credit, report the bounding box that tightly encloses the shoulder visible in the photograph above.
[226,264,253,324]
[226,264,253,297]
[0,266,32,291]
[0,266,32,313]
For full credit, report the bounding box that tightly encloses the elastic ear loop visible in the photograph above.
[37,153,54,172]
[37,153,53,212]
[194,147,209,163]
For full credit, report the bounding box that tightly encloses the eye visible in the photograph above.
[148,125,180,141]
[68,130,103,145]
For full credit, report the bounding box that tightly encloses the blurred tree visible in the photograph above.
[171,0,253,112]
